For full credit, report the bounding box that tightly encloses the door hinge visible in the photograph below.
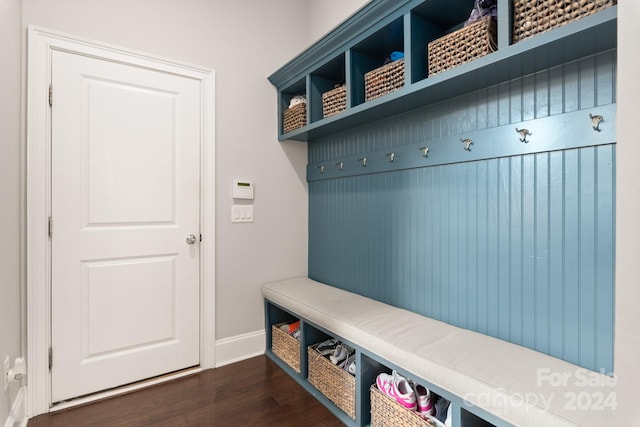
[200,234,202,242]
[48,216,53,238]
[48,348,53,371]
[48,84,53,107]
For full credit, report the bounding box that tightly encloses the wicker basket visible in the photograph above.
[271,322,300,373]
[370,385,445,427]
[283,102,306,134]
[322,85,347,118]
[513,0,616,42]
[428,15,496,77]
[308,344,356,419]
[365,59,405,102]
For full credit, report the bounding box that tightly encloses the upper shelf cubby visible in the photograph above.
[351,16,404,106]
[280,78,307,135]
[270,0,617,142]
[310,54,346,124]
[410,0,477,83]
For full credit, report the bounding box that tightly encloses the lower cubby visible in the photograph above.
[461,409,497,427]
[264,300,507,427]
[308,340,356,419]
[362,353,450,427]
[267,303,300,373]
[271,320,300,373]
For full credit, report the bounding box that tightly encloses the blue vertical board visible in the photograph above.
[509,157,523,346]
[308,50,616,373]
[579,56,596,110]
[465,163,477,331]
[562,149,580,366]
[579,148,597,370]
[596,50,616,106]
[595,145,615,373]
[485,159,500,338]
[522,75,535,122]
[535,70,550,119]
[475,162,489,335]
[534,153,550,353]
[521,155,536,349]
[549,66,564,116]
[547,151,565,359]
[497,158,511,341]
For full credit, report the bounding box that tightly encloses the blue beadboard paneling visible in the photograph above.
[307,50,616,373]
[308,147,615,372]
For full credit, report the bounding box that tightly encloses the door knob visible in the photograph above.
[186,234,197,245]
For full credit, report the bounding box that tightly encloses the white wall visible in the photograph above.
[0,0,24,423]
[307,0,369,44]
[614,1,640,424]
[19,0,311,363]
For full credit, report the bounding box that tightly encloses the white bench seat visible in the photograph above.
[263,277,616,427]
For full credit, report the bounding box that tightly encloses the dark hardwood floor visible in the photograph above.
[28,355,344,427]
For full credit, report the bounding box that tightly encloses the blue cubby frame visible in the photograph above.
[269,0,616,142]
[265,299,514,427]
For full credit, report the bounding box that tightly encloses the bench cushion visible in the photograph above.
[263,277,616,427]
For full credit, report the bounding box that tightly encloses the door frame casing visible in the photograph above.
[26,25,216,417]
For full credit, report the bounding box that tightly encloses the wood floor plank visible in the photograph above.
[27,356,344,427]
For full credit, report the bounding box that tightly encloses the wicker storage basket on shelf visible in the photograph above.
[513,0,616,42]
[428,15,496,77]
[370,385,445,427]
[308,344,356,419]
[282,102,306,134]
[322,85,347,118]
[271,322,300,373]
[364,59,405,102]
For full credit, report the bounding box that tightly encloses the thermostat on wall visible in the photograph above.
[233,180,254,200]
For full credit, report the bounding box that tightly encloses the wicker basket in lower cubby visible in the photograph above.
[271,322,300,373]
[308,344,356,419]
[428,15,496,77]
[322,85,347,118]
[513,0,616,43]
[370,385,445,427]
[282,103,306,134]
[364,59,405,102]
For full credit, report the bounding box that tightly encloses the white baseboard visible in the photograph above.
[214,330,265,367]
[4,386,27,427]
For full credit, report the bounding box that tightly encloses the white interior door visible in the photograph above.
[50,49,201,403]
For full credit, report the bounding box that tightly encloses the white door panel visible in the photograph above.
[85,78,176,224]
[51,50,200,402]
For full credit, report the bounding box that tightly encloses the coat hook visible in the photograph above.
[461,138,473,151]
[315,165,325,174]
[335,161,344,171]
[384,152,395,162]
[589,113,604,132]
[515,128,532,143]
[419,146,430,158]
[357,157,367,167]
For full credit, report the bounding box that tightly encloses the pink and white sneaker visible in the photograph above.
[413,382,434,416]
[376,371,417,410]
